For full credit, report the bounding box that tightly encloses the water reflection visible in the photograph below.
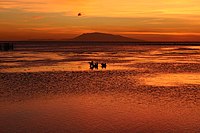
[1,93,200,132]
[0,45,200,73]
[1,44,200,132]
[141,73,200,86]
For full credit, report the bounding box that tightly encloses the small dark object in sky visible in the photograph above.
[78,13,82,16]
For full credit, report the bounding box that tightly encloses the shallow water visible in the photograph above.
[0,43,200,132]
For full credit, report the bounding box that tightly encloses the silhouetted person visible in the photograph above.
[90,66,94,70]
[89,61,94,69]
[88,61,99,70]
[101,63,107,69]
[94,62,98,69]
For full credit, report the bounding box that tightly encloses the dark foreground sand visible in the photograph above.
[1,70,200,133]
[0,70,200,102]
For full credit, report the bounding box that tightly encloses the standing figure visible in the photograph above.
[89,61,94,69]
[94,62,98,69]
[101,63,107,69]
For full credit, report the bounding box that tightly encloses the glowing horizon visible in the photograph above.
[1,0,200,41]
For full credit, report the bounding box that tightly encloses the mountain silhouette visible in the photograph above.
[70,32,143,42]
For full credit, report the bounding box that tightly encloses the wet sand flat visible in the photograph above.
[0,43,200,132]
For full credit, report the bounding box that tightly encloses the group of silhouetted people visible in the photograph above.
[89,61,107,70]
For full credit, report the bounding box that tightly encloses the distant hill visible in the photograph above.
[70,32,143,42]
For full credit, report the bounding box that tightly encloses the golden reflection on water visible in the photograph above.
[1,45,200,72]
[141,73,200,86]
[1,93,200,132]
[0,62,20,66]
[0,52,66,61]
[1,44,200,132]
[0,61,132,73]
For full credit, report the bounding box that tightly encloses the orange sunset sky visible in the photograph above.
[0,0,200,41]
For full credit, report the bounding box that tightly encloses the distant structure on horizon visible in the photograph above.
[70,32,143,42]
[0,43,14,51]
